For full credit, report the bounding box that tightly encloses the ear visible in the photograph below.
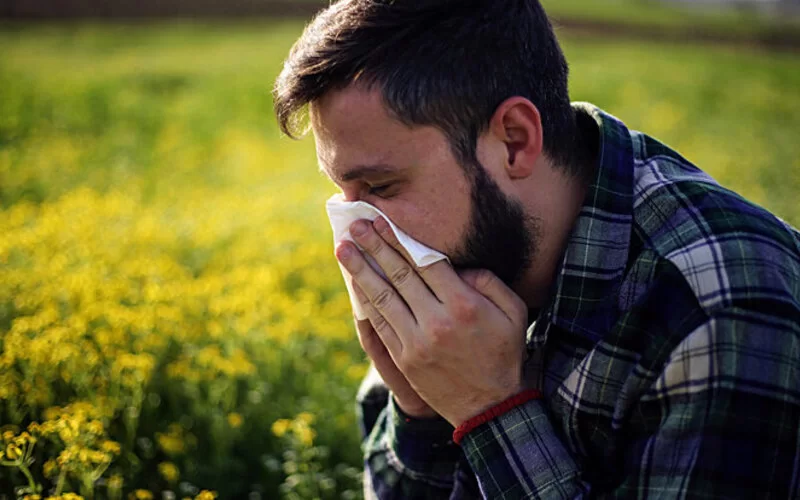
[488,97,544,179]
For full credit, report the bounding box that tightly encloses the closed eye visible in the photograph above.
[368,184,393,196]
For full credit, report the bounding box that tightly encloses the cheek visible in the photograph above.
[432,195,472,254]
[428,172,473,248]
[385,184,471,255]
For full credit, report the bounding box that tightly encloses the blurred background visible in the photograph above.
[1,0,798,498]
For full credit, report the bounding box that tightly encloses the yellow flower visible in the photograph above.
[5,443,22,460]
[194,491,217,500]
[129,490,153,500]
[101,440,122,455]
[296,412,314,425]
[226,412,243,429]
[58,426,75,443]
[293,423,316,448]
[158,461,180,483]
[156,425,187,455]
[90,450,109,464]
[57,449,71,466]
[107,473,124,490]
[271,419,291,438]
[86,420,104,435]
[14,431,35,446]
[43,459,58,477]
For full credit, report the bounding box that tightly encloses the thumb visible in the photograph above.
[458,269,526,322]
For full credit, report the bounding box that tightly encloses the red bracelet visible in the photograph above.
[452,389,543,445]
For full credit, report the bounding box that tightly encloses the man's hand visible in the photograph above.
[336,217,529,427]
[353,306,438,419]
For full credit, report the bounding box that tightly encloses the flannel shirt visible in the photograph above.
[355,103,800,499]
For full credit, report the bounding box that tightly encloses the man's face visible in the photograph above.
[312,86,537,287]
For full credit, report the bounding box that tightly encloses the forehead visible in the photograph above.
[310,85,391,135]
[310,85,454,180]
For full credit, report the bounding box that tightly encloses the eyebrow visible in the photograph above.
[325,164,399,184]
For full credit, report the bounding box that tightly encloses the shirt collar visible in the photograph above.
[528,103,636,348]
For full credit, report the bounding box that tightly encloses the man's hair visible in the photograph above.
[274,0,582,175]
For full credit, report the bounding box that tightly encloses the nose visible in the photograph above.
[340,187,361,203]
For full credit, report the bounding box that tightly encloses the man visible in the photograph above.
[273,0,800,498]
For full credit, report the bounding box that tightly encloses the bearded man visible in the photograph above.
[273,1,800,498]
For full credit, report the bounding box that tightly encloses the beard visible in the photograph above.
[449,160,540,288]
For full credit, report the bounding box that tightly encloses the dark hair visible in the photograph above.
[274,0,582,175]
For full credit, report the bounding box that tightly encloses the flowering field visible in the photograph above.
[1,21,799,500]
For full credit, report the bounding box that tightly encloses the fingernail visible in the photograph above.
[351,220,368,237]
[337,245,353,261]
[374,217,389,234]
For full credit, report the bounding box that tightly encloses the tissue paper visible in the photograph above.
[326,194,449,320]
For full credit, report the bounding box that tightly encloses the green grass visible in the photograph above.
[0,20,799,498]
[0,21,314,203]
[541,0,800,39]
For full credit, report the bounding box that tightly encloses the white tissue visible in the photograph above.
[326,194,449,320]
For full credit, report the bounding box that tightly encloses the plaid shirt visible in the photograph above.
[356,103,800,499]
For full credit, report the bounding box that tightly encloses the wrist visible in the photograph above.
[453,383,527,427]
[453,388,543,445]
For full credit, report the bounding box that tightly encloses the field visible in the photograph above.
[1,18,800,499]
[541,0,800,37]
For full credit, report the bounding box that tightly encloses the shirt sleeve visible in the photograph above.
[459,307,800,499]
[459,399,589,499]
[356,364,481,499]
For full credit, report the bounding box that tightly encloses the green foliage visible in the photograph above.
[541,0,800,37]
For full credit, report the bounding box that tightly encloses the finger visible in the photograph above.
[350,219,441,313]
[458,269,527,323]
[354,311,395,367]
[371,216,467,301]
[355,333,410,405]
[371,217,417,266]
[338,245,410,353]
[352,280,404,360]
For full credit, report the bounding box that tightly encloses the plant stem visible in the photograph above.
[19,462,38,493]
[55,467,67,496]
